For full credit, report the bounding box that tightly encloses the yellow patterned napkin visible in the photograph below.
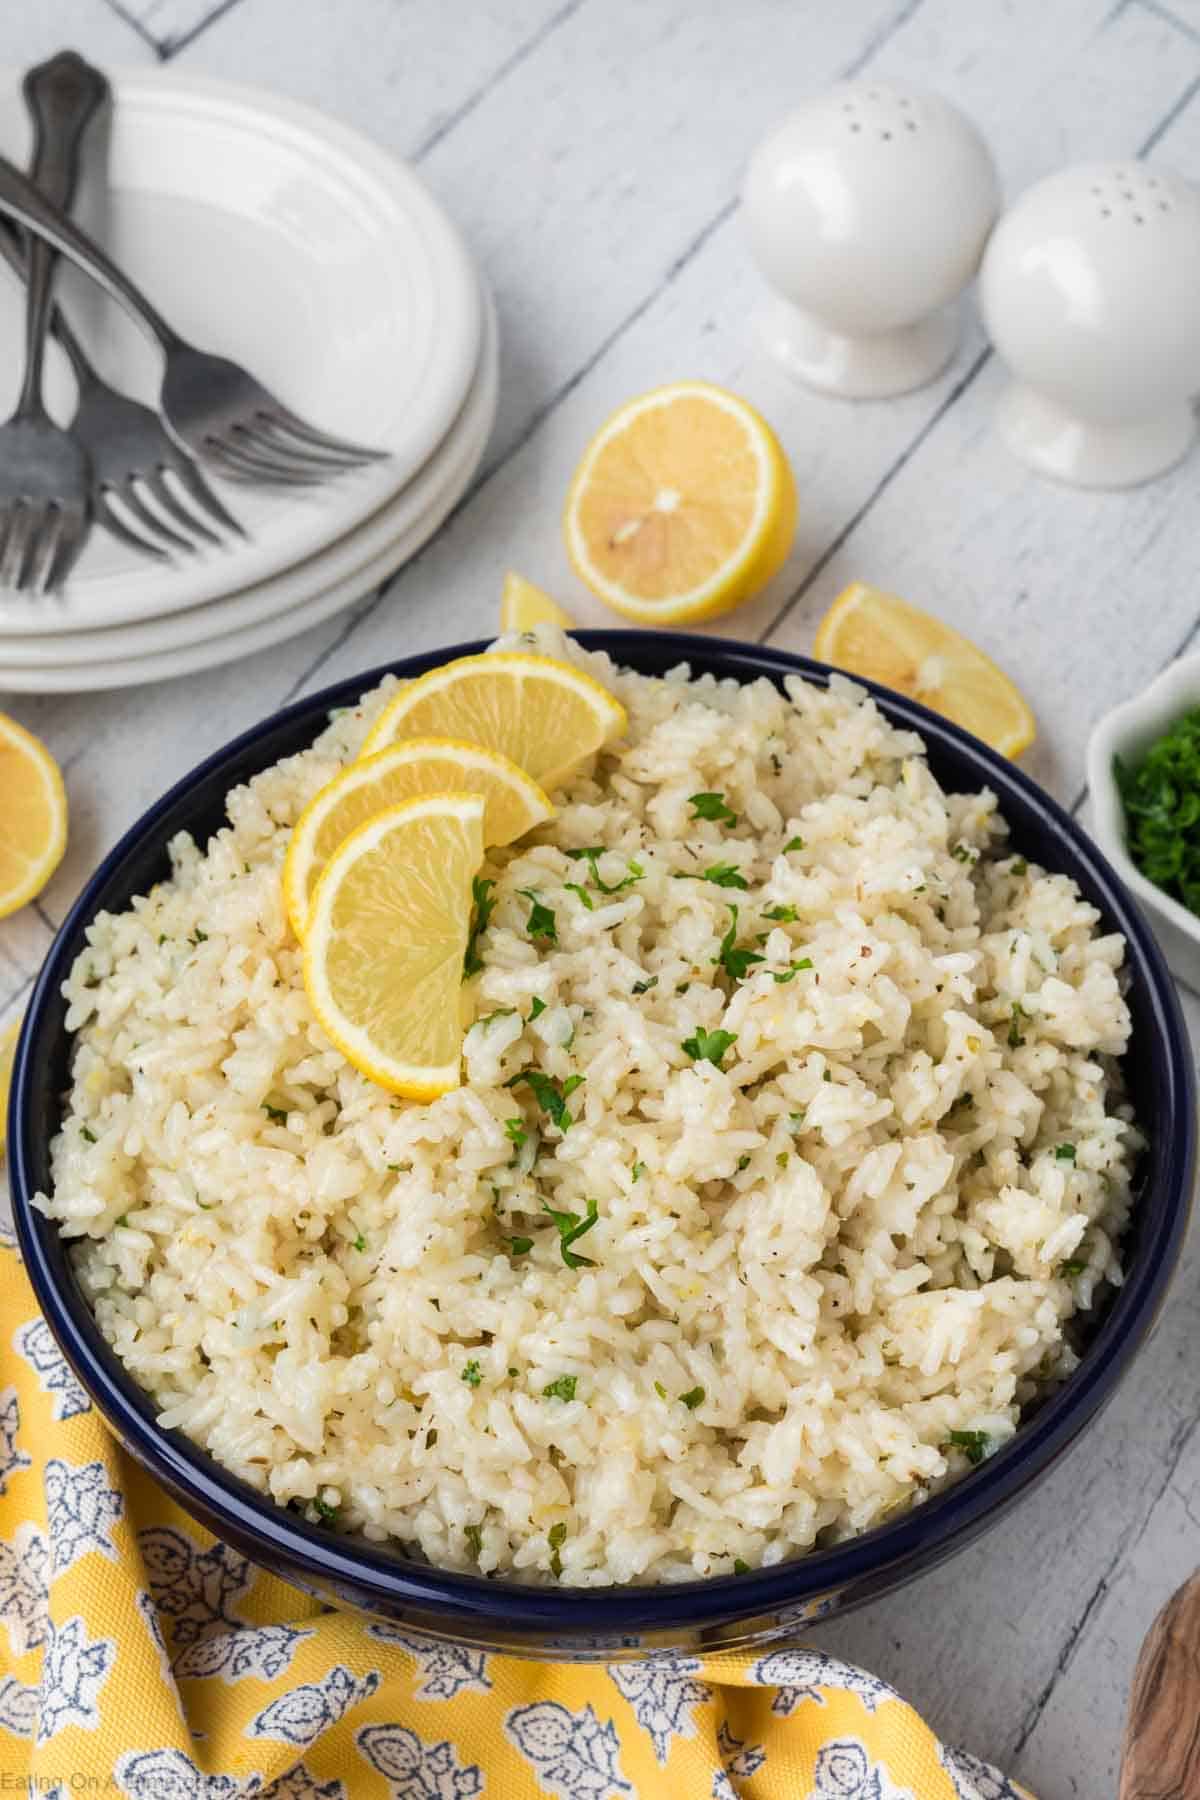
[0,1239,1033,1798]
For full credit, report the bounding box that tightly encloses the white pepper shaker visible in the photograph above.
[980,162,1200,488]
[742,82,1000,398]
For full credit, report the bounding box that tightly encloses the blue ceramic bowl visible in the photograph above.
[9,633,1195,1659]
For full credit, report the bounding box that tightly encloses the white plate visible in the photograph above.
[0,296,498,693]
[0,68,481,635]
[0,289,496,669]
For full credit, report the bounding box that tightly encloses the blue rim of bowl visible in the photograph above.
[9,630,1195,1637]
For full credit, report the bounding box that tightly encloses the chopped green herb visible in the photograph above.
[478,1007,517,1027]
[465,1524,483,1558]
[504,1118,528,1150]
[565,845,644,894]
[190,928,208,945]
[654,1381,668,1399]
[714,905,765,982]
[541,1195,600,1269]
[952,844,974,864]
[736,1154,752,1172]
[1008,1002,1027,1050]
[519,889,558,942]
[461,1360,483,1388]
[1055,1143,1077,1162]
[386,1163,407,1173]
[689,791,738,826]
[508,1367,519,1378]
[530,997,547,1019]
[548,1520,568,1577]
[507,1236,534,1257]
[822,1069,832,1082]
[565,845,605,860]
[1011,858,1028,876]
[262,1104,288,1124]
[733,1558,750,1575]
[1115,711,1200,915]
[676,982,691,995]
[80,1126,97,1144]
[701,863,748,890]
[1059,1257,1088,1277]
[945,1428,991,1466]
[542,1374,578,1402]
[197,1200,214,1211]
[679,1386,705,1410]
[783,836,805,853]
[463,877,497,978]
[773,958,813,984]
[789,1111,806,1131]
[776,1151,789,1170]
[632,1162,646,1182]
[631,975,658,996]
[115,1214,129,1228]
[564,881,594,910]
[681,1027,737,1068]
[352,1233,366,1253]
[506,1068,584,1132]
[157,933,167,946]
[763,904,798,922]
[313,1498,339,1526]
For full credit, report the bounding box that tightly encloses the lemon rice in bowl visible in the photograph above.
[9,629,1193,1655]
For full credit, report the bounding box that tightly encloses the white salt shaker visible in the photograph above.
[980,162,1200,488]
[742,82,1000,398]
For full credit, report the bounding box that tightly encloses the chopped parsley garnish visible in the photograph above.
[773,958,813,984]
[952,843,974,863]
[190,928,208,945]
[681,1027,737,1068]
[763,904,798,922]
[1115,710,1200,914]
[733,1558,750,1575]
[1008,1002,1027,1049]
[542,1375,578,1402]
[465,1524,483,1558]
[945,1428,991,1466]
[1056,1143,1077,1162]
[461,1360,483,1388]
[689,791,738,826]
[776,1151,789,1169]
[1011,858,1028,876]
[823,1069,832,1082]
[564,882,594,910]
[631,975,658,995]
[504,1118,528,1150]
[478,1007,517,1027]
[313,1498,339,1526]
[506,1068,585,1132]
[507,1236,534,1257]
[80,1126,97,1144]
[632,1162,646,1182]
[352,1233,366,1253]
[736,1154,752,1172]
[548,1521,568,1576]
[157,933,167,945]
[564,845,644,894]
[530,997,547,1019]
[115,1214,129,1228]
[699,863,748,890]
[789,1111,805,1131]
[679,1386,705,1410]
[463,877,496,978]
[542,1195,600,1268]
[1059,1257,1088,1277]
[714,905,765,982]
[654,1380,668,1399]
[262,1104,288,1124]
[783,836,805,853]
[519,889,557,942]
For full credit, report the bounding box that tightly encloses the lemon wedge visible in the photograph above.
[0,713,67,918]
[284,739,553,939]
[814,582,1037,759]
[500,572,575,632]
[360,652,625,791]
[562,380,796,624]
[0,1018,18,1159]
[303,792,485,1099]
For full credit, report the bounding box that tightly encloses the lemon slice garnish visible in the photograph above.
[0,713,67,918]
[500,571,575,632]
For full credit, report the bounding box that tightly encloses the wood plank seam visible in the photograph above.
[98,0,171,60]
[277,0,925,706]
[159,0,248,61]
[1136,0,1200,47]
[1009,1408,1200,1763]
[411,0,589,166]
[0,970,35,1020]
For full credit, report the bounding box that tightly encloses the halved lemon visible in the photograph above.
[0,1018,18,1159]
[562,380,797,624]
[500,571,575,632]
[814,582,1037,759]
[0,713,67,918]
[284,739,553,939]
[303,792,484,1099]
[360,652,626,791]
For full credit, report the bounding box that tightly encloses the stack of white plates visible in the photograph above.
[0,72,497,694]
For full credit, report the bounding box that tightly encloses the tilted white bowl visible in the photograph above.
[1087,652,1200,991]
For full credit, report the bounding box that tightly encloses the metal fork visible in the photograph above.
[0,112,389,489]
[0,53,105,594]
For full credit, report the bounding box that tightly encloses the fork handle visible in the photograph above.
[0,143,184,359]
[18,51,108,416]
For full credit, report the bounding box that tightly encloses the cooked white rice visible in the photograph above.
[37,627,1139,1586]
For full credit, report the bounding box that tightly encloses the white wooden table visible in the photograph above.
[3,0,1200,1790]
